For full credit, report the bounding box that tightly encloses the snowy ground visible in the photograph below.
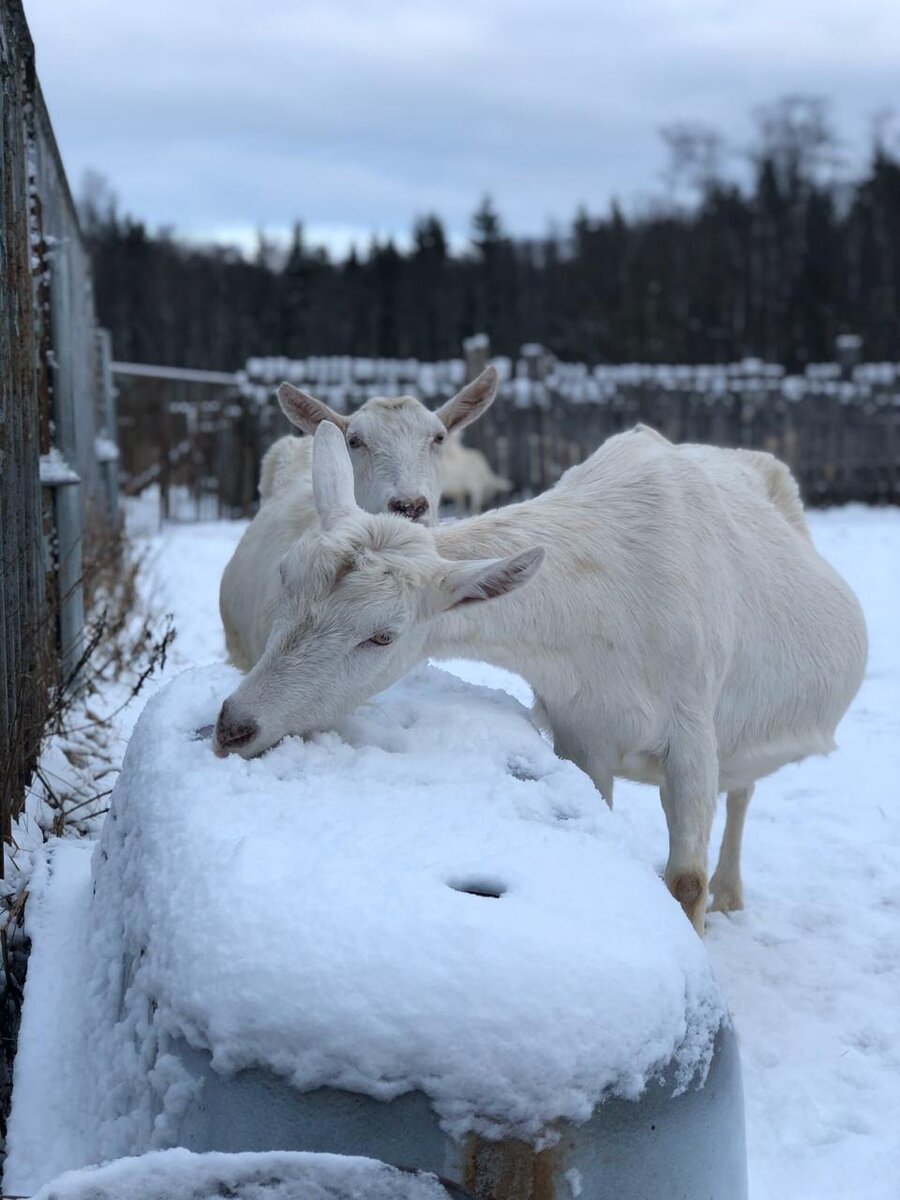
[17,500,900,1197]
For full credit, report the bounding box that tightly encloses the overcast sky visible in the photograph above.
[23,0,900,255]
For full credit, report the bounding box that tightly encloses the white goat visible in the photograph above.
[220,368,499,670]
[258,434,313,503]
[440,432,512,514]
[215,422,867,933]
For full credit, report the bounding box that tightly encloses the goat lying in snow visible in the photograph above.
[219,367,499,670]
[440,432,512,514]
[215,422,867,933]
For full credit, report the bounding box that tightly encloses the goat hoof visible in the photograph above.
[709,878,744,913]
[669,870,708,936]
[673,870,702,906]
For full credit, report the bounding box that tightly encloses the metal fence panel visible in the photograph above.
[1,4,46,839]
[1,0,116,849]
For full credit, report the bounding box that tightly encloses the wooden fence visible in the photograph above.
[0,0,118,847]
[114,365,247,520]
[461,367,900,508]
[114,346,900,520]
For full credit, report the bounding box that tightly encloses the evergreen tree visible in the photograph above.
[79,99,900,371]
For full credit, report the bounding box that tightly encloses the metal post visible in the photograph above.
[39,469,85,694]
[46,248,86,694]
[47,252,78,465]
[95,329,120,524]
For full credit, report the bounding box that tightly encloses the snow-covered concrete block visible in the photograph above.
[7,665,746,1198]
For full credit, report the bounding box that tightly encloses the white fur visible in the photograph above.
[440,432,512,514]
[258,435,313,502]
[220,370,499,670]
[217,423,867,934]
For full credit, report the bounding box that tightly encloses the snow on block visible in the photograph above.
[8,664,738,1194]
[85,664,725,1140]
[31,1149,467,1200]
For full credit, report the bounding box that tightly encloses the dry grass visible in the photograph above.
[0,515,174,1148]
[30,518,175,836]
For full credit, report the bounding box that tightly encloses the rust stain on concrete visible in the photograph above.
[462,1134,558,1200]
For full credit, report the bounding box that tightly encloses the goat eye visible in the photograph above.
[433,432,446,446]
[368,631,395,646]
[347,434,365,450]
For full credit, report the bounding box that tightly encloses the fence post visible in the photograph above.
[95,329,120,524]
[39,463,85,695]
[46,249,87,693]
[54,480,85,689]
[835,334,862,382]
[47,252,79,464]
[159,379,172,524]
[520,343,549,382]
[463,333,490,382]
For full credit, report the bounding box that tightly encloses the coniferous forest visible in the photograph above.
[80,98,900,371]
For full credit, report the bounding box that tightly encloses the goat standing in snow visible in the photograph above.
[219,367,498,670]
[215,422,867,933]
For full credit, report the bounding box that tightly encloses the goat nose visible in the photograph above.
[214,702,259,756]
[389,495,429,522]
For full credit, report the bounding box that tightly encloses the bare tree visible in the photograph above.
[750,96,840,192]
[77,169,118,238]
[660,122,725,207]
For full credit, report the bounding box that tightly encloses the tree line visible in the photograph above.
[80,97,900,371]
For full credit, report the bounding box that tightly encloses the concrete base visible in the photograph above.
[173,1023,747,1200]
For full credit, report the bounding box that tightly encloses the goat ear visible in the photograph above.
[278,382,348,435]
[312,421,359,530]
[437,546,545,610]
[436,365,499,433]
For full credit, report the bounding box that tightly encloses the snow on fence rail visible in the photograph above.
[0,0,118,850]
[114,343,900,519]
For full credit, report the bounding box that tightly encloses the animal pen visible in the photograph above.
[0,0,118,854]
[113,339,900,522]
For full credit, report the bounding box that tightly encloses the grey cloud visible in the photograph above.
[24,0,900,249]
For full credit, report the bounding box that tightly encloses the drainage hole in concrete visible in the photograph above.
[447,877,507,899]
